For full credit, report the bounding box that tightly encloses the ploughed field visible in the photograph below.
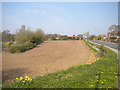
[2,40,90,82]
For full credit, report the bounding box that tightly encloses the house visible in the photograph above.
[108,30,120,39]
[107,30,120,42]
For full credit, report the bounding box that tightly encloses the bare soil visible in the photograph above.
[2,40,91,82]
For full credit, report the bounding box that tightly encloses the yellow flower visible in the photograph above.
[22,81,25,83]
[25,76,29,79]
[96,80,99,82]
[5,42,11,46]
[101,72,104,74]
[100,87,102,89]
[30,79,32,81]
[20,77,23,80]
[16,78,18,80]
[108,87,112,88]
[27,78,31,81]
[101,82,104,84]
[90,85,94,87]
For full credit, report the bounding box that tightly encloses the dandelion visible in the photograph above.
[15,76,32,84]
[90,85,94,87]
[16,78,18,80]
[108,87,112,88]
[29,78,32,81]
[25,76,29,79]
[20,77,23,80]
[101,81,104,84]
[22,80,25,83]
[27,78,31,81]
[96,80,99,82]
[100,87,102,89]
[101,72,104,74]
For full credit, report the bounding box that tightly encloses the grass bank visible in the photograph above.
[3,40,118,88]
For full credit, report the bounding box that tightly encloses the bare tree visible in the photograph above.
[20,25,26,31]
[2,30,14,42]
[108,25,120,32]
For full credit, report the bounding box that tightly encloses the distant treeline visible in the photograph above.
[46,34,83,40]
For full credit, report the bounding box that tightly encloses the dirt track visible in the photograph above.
[2,40,91,82]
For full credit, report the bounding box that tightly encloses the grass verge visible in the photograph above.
[3,40,118,88]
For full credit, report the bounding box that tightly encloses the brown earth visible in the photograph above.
[2,40,91,82]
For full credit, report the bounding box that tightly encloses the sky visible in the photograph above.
[2,2,118,35]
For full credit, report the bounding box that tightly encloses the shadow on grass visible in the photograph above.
[2,68,30,82]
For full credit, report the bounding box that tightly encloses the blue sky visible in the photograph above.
[2,2,118,35]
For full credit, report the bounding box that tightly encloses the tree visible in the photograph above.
[78,34,83,40]
[0,32,1,42]
[89,35,96,40]
[84,32,89,39]
[108,25,120,32]
[2,30,14,42]
[60,35,67,40]
[73,35,75,40]
[20,25,26,31]
[33,29,45,44]
[15,29,34,44]
[97,35,101,40]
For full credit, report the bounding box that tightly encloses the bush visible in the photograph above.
[110,37,117,40]
[32,29,45,45]
[15,29,45,45]
[9,43,36,53]
[15,30,34,44]
[11,29,45,53]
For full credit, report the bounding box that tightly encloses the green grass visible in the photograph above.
[3,40,118,88]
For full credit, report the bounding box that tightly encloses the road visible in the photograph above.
[89,40,119,50]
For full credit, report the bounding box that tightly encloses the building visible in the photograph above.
[107,30,120,43]
[108,30,120,39]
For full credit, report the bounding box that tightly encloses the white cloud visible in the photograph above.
[24,9,47,14]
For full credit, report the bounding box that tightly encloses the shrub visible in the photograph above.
[15,30,34,44]
[9,43,36,53]
[32,29,45,45]
[110,37,117,40]
[15,29,45,45]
